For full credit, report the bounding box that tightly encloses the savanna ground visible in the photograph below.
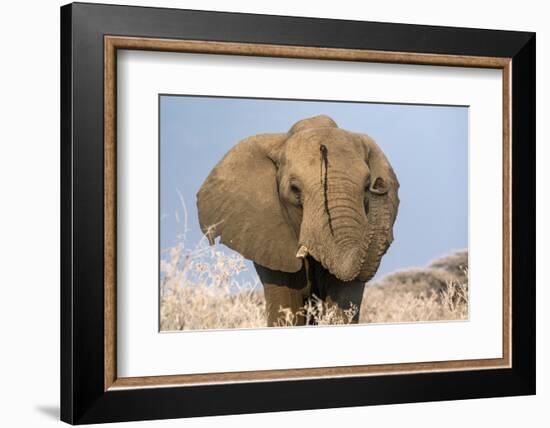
[160,229,468,331]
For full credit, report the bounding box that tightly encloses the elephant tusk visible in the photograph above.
[296,245,309,258]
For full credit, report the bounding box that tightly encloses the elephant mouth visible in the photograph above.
[295,244,365,282]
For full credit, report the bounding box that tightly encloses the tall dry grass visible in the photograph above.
[160,233,265,331]
[160,194,265,330]
[160,195,467,330]
[160,231,468,331]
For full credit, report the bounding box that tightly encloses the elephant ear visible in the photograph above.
[197,133,302,273]
[357,134,400,281]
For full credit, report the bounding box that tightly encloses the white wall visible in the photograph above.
[0,0,546,426]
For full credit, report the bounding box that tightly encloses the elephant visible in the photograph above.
[196,115,399,326]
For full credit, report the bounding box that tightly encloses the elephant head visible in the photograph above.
[196,115,399,282]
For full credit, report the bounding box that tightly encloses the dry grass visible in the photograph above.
[161,197,467,331]
[160,237,265,331]
[160,232,468,331]
[274,296,359,327]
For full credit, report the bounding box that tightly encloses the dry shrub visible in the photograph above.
[360,250,469,324]
[429,249,468,280]
[371,249,468,297]
[360,275,468,323]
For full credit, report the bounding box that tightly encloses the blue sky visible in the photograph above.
[160,95,468,281]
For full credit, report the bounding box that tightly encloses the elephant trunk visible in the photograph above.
[298,185,371,282]
[357,192,392,282]
[297,181,394,282]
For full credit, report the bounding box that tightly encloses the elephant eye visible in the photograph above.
[290,183,301,195]
[289,183,302,205]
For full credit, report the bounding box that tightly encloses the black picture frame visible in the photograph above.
[61,2,535,424]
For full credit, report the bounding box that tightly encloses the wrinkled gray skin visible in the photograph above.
[197,115,399,326]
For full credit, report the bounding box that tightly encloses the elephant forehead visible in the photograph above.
[285,129,365,164]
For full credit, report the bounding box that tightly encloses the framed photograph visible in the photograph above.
[60,2,535,424]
